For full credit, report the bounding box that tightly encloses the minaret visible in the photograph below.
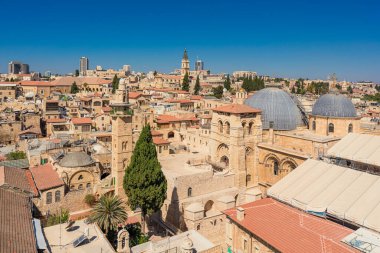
[181,49,190,76]
[111,80,133,197]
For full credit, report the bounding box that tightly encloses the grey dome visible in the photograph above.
[244,88,303,130]
[312,94,357,118]
[59,152,95,167]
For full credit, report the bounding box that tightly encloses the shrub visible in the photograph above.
[46,209,69,227]
[84,194,96,206]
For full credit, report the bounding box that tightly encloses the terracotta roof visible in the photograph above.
[50,76,111,86]
[200,114,212,119]
[153,137,171,145]
[0,188,37,253]
[71,117,92,125]
[213,104,261,114]
[46,118,67,123]
[156,114,198,124]
[224,198,357,253]
[166,99,194,104]
[0,166,37,196]
[128,92,143,99]
[30,163,64,191]
[151,130,164,137]
[19,81,53,86]
[190,95,203,100]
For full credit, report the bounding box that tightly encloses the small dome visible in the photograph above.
[244,87,303,130]
[312,94,357,118]
[181,236,193,250]
[59,152,95,168]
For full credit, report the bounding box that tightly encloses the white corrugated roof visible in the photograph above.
[327,133,380,166]
[268,159,380,232]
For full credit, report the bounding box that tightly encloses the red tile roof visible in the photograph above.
[151,130,164,137]
[213,104,261,114]
[19,81,53,86]
[166,99,194,104]
[0,166,37,196]
[224,198,357,253]
[0,188,37,253]
[190,95,203,100]
[71,117,92,125]
[128,92,143,99]
[153,137,171,145]
[30,163,64,191]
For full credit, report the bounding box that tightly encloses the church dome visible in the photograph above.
[58,152,95,168]
[312,93,357,118]
[244,87,303,130]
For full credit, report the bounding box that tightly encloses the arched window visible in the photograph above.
[55,191,61,202]
[246,174,252,182]
[329,123,334,133]
[187,187,192,197]
[218,121,223,133]
[225,122,230,134]
[248,122,253,135]
[168,131,175,138]
[78,184,83,190]
[274,161,279,175]
[196,224,201,230]
[312,121,316,131]
[348,123,353,133]
[86,183,91,188]
[46,192,52,204]
[78,175,83,180]
[242,122,246,136]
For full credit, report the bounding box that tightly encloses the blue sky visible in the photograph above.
[0,0,379,82]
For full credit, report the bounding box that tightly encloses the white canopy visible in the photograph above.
[327,133,380,166]
[268,159,380,232]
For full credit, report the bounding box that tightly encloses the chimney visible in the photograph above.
[237,207,245,221]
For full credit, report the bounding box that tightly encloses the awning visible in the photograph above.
[33,218,47,250]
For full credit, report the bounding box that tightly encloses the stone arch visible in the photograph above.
[329,123,334,133]
[204,200,214,217]
[69,170,95,190]
[248,121,254,134]
[218,120,223,133]
[224,121,230,134]
[168,131,175,138]
[220,156,229,167]
[117,229,129,252]
[241,121,247,136]
[280,158,298,175]
[348,123,353,133]
[216,143,229,161]
[264,154,280,176]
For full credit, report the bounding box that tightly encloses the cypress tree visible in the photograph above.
[123,125,167,231]
[224,74,231,91]
[112,74,119,94]
[181,72,190,91]
[194,75,201,95]
[70,81,79,94]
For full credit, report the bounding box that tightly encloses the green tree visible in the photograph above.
[6,151,27,160]
[70,81,79,94]
[347,85,353,94]
[46,209,69,227]
[84,194,96,206]
[212,85,224,99]
[181,72,190,91]
[90,194,128,234]
[124,125,167,232]
[224,74,231,91]
[194,75,201,95]
[112,74,119,94]
[153,70,157,76]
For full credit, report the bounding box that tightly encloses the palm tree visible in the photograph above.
[90,194,128,234]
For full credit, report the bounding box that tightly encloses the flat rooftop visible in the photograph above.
[159,152,211,178]
[44,220,114,253]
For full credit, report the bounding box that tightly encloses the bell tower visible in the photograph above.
[111,80,133,197]
[181,49,190,76]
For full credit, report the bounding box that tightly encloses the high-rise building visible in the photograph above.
[122,65,131,74]
[8,61,30,74]
[79,57,89,76]
[195,59,204,71]
[181,49,190,76]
